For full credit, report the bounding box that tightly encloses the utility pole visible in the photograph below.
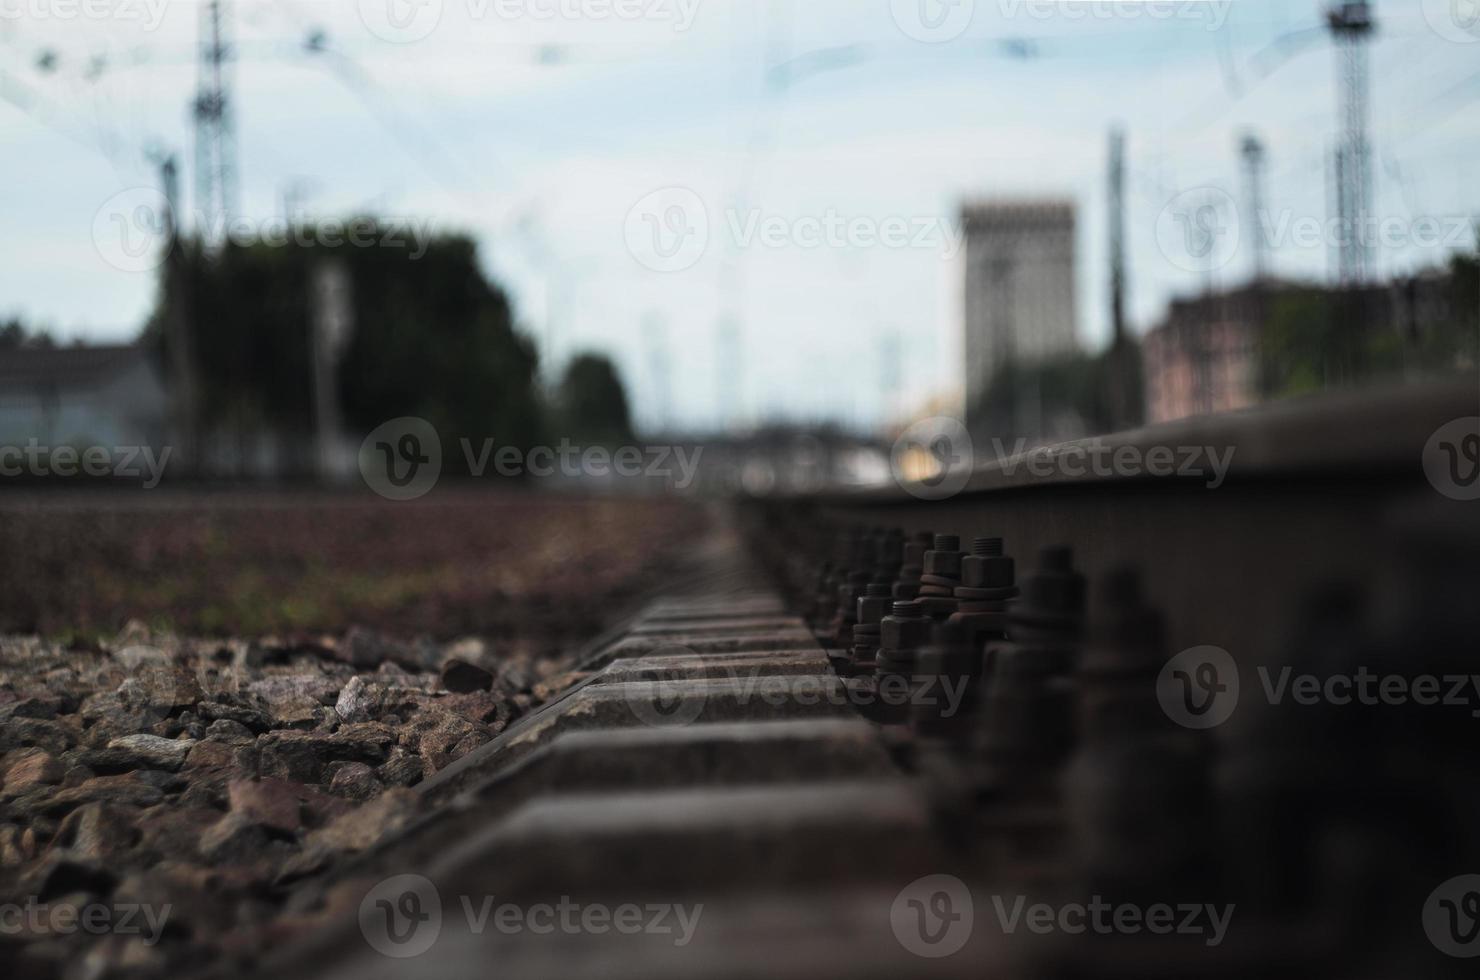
[643,313,671,435]
[1240,133,1269,285]
[1240,133,1272,371]
[1105,126,1139,431]
[1109,127,1128,349]
[194,0,236,247]
[715,315,741,432]
[1327,0,1376,285]
[159,153,198,475]
[311,262,354,481]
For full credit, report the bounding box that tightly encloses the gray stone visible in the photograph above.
[439,658,494,694]
[2,747,64,796]
[105,734,196,772]
[257,725,396,783]
[326,762,381,802]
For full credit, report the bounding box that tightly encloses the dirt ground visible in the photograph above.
[0,488,709,650]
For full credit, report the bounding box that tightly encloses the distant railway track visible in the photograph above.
[229,379,1480,979]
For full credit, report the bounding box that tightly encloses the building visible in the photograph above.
[961,200,1079,418]
[1141,288,1261,424]
[0,344,170,450]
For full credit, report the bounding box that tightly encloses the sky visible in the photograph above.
[2,0,1477,432]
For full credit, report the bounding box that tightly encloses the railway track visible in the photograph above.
[228,383,1479,979]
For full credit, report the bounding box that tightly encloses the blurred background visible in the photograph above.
[0,0,1476,636]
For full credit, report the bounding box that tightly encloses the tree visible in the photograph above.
[143,221,545,473]
[0,319,55,350]
[556,352,634,446]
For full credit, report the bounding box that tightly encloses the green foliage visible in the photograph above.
[144,221,546,469]
[556,352,635,445]
[1259,247,1479,400]
[0,318,55,349]
[970,344,1141,439]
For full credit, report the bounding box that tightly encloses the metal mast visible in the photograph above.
[1327,1,1375,285]
[1109,127,1127,347]
[194,0,236,246]
[1240,134,1269,284]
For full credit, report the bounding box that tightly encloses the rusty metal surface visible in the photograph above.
[240,487,1479,980]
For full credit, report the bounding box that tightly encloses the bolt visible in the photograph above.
[828,570,874,660]
[911,620,980,741]
[917,534,967,620]
[1077,564,1168,739]
[892,532,932,600]
[847,583,894,676]
[1065,565,1209,901]
[967,545,1086,803]
[878,600,932,672]
[949,535,1020,652]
